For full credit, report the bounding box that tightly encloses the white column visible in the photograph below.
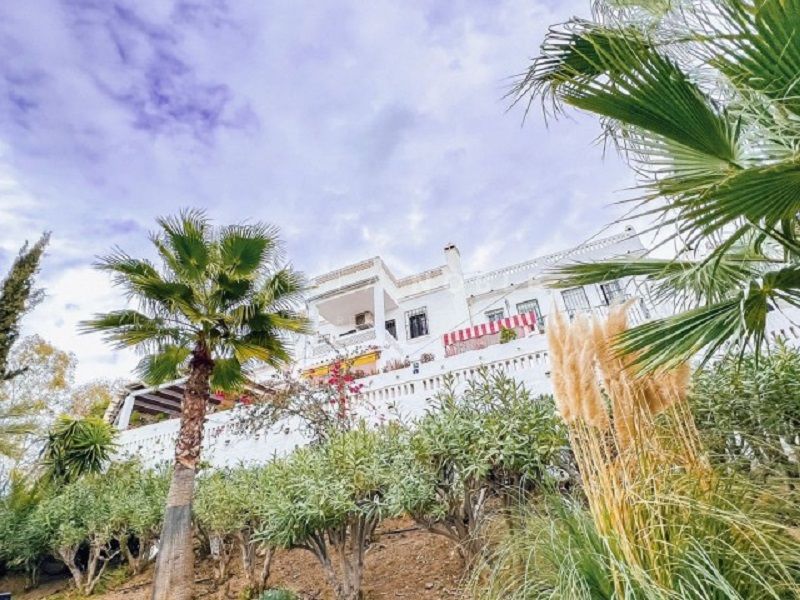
[373,284,386,348]
[305,302,320,363]
[116,393,136,430]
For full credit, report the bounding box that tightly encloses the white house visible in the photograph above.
[114,226,800,468]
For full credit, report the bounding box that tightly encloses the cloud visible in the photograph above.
[0,0,640,382]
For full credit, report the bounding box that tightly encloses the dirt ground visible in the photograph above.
[1,519,466,600]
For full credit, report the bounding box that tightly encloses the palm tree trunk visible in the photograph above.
[151,345,213,600]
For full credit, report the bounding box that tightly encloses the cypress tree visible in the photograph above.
[0,233,50,381]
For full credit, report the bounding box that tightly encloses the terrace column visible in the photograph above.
[373,283,386,348]
[116,392,136,430]
[306,302,320,361]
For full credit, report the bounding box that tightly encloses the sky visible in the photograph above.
[0,0,640,383]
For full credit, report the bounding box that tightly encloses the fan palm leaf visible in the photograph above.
[518,0,800,371]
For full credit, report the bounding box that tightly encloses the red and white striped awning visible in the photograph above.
[443,311,538,346]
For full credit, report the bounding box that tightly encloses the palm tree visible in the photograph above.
[514,0,800,371]
[82,211,307,600]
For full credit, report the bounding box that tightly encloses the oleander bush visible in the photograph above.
[255,425,406,600]
[195,467,275,595]
[692,342,800,478]
[0,460,168,594]
[393,370,569,561]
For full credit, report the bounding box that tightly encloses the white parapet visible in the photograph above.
[115,331,554,468]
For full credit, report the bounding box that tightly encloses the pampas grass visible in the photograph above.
[524,304,800,598]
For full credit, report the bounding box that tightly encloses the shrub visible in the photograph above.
[499,327,517,344]
[692,342,800,477]
[35,471,119,594]
[110,463,169,575]
[258,589,297,600]
[0,472,49,586]
[256,425,404,600]
[195,467,275,594]
[0,461,167,594]
[393,370,568,560]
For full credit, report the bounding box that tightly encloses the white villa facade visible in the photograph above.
[111,227,800,468]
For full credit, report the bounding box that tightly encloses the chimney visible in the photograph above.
[444,242,462,276]
[444,242,472,327]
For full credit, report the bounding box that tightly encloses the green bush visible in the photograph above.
[0,460,167,594]
[257,589,297,600]
[393,370,568,559]
[499,327,517,344]
[692,342,800,477]
[0,472,49,585]
[195,467,275,593]
[256,424,405,600]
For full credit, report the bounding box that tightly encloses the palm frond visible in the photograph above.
[135,345,192,385]
[79,310,184,350]
[210,357,246,391]
[548,248,768,308]
[617,264,800,371]
[516,19,740,164]
[153,208,211,281]
[237,332,293,366]
[708,0,800,119]
[212,272,254,310]
[258,267,307,310]
[218,223,280,278]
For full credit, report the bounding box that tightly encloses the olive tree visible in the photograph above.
[256,425,403,600]
[392,371,568,560]
[195,467,275,594]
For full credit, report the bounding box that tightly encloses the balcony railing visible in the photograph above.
[311,328,378,357]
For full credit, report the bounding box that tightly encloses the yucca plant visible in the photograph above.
[40,415,116,485]
[81,210,307,600]
[516,0,800,372]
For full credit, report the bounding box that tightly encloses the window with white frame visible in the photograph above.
[561,287,590,315]
[516,299,542,320]
[405,307,429,339]
[600,280,625,305]
[485,308,505,323]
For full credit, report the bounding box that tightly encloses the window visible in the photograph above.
[485,308,505,323]
[600,281,625,305]
[561,287,590,315]
[385,319,397,339]
[516,299,542,321]
[405,307,429,339]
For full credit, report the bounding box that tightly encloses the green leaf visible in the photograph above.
[210,357,246,391]
[154,209,211,281]
[79,310,182,349]
[136,346,191,385]
[219,224,278,278]
[616,265,800,372]
[711,0,800,118]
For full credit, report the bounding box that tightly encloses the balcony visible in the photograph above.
[311,327,378,358]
